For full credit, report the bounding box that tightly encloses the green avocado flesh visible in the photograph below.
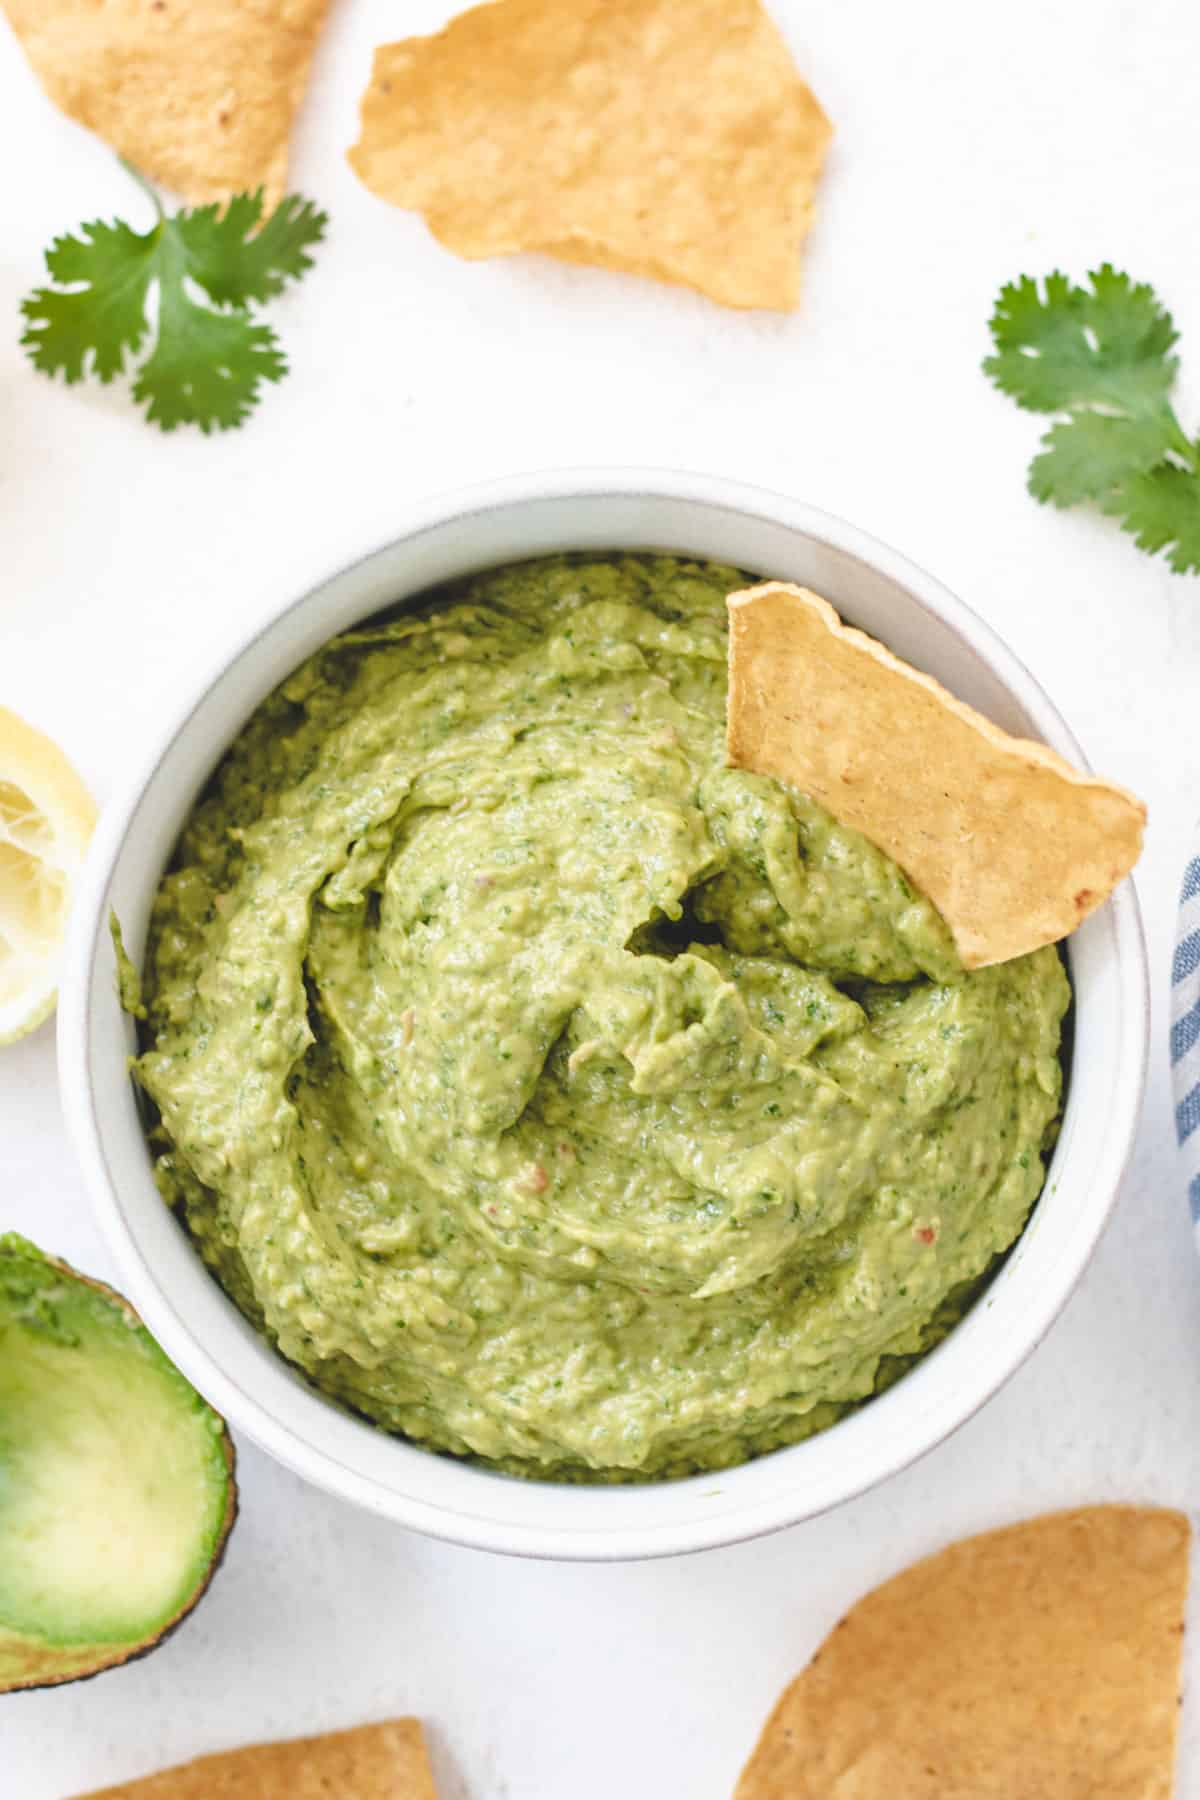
[129,554,1068,1483]
[0,1235,233,1691]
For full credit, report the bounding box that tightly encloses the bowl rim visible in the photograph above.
[58,467,1149,1560]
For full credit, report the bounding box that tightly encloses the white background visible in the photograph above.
[4,2,1200,1794]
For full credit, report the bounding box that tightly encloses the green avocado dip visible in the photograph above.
[127,554,1069,1482]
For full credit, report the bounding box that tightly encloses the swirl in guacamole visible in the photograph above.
[129,555,1068,1481]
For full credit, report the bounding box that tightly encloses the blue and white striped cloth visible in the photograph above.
[1173,855,1200,1222]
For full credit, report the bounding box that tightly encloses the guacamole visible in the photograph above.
[131,555,1068,1481]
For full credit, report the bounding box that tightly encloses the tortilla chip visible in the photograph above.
[348,0,831,312]
[726,582,1145,967]
[2,0,332,207]
[737,1506,1190,1799]
[72,1718,438,1799]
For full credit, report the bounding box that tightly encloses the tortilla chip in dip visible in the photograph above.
[736,1506,1190,1799]
[72,1718,438,1799]
[2,0,332,207]
[726,582,1145,967]
[348,0,831,312]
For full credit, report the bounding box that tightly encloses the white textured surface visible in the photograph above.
[2,1,1199,1795]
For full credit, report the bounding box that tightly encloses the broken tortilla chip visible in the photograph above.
[736,1506,1190,1800]
[2,0,331,207]
[72,1718,438,1800]
[348,0,831,312]
[726,582,1145,967]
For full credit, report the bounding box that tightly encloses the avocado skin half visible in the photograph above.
[0,1234,238,1694]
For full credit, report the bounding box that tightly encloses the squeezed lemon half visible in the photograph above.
[0,709,96,1045]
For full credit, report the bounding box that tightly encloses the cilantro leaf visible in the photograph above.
[20,162,326,432]
[171,191,328,307]
[134,296,287,434]
[1028,413,1176,507]
[985,266,1178,415]
[985,266,1200,574]
[22,218,153,383]
[1111,466,1200,575]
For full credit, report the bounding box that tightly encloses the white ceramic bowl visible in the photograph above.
[59,470,1148,1561]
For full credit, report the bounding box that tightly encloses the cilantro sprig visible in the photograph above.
[21,162,327,433]
[985,266,1200,574]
